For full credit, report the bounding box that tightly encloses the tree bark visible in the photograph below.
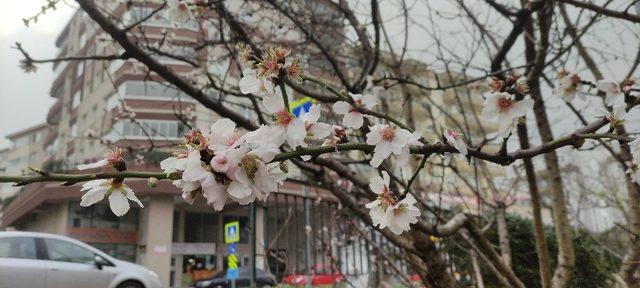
[411,231,459,288]
[471,250,486,288]
[496,202,513,268]
[516,122,553,288]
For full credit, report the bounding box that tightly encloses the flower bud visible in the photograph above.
[147,177,158,188]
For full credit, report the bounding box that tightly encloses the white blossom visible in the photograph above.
[444,129,468,156]
[366,124,413,167]
[239,67,274,95]
[554,72,585,102]
[365,171,392,228]
[385,194,421,235]
[332,93,377,129]
[482,92,534,138]
[596,80,622,106]
[365,171,420,235]
[263,92,306,148]
[397,131,421,167]
[181,150,228,210]
[207,118,243,152]
[295,105,332,158]
[19,59,37,73]
[166,0,192,24]
[80,179,143,216]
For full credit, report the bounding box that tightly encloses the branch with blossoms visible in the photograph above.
[4,46,640,234]
[10,1,640,286]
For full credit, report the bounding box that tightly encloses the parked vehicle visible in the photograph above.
[190,267,277,288]
[282,264,345,286]
[0,231,163,288]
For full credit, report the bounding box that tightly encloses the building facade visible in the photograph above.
[0,123,50,200]
[0,1,392,288]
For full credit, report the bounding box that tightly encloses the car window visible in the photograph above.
[44,238,95,264]
[0,237,37,259]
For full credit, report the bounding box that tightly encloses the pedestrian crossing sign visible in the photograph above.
[224,221,240,243]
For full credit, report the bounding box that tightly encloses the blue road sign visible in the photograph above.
[227,243,237,254]
[226,268,239,280]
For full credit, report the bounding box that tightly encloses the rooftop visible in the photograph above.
[5,123,49,140]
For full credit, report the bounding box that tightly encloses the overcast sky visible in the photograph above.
[0,1,635,150]
[0,1,75,148]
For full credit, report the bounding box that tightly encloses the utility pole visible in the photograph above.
[304,185,312,288]
[250,202,257,287]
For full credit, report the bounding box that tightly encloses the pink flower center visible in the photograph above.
[380,127,396,141]
[497,97,512,112]
[275,110,294,126]
[106,148,122,165]
[447,130,460,139]
[570,74,580,85]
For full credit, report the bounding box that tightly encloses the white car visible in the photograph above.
[0,231,163,288]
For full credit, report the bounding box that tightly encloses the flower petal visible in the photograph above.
[210,118,236,137]
[309,122,331,140]
[263,94,284,114]
[123,186,144,208]
[108,191,130,216]
[80,184,108,207]
[77,159,109,170]
[332,101,351,114]
[343,112,363,129]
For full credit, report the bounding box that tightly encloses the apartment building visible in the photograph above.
[0,1,357,288]
[0,123,50,200]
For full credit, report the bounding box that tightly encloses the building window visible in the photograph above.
[124,81,190,100]
[68,201,139,232]
[184,212,218,243]
[126,7,199,31]
[30,132,41,143]
[77,62,84,78]
[70,123,78,137]
[71,91,81,110]
[116,120,188,139]
[29,152,38,164]
[12,136,29,148]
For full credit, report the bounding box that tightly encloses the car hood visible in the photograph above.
[112,259,152,273]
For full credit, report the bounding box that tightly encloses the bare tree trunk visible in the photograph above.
[524,2,576,284]
[410,231,458,288]
[496,202,512,268]
[470,250,486,288]
[517,121,553,288]
[528,82,576,288]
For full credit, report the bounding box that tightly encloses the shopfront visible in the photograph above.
[170,203,252,288]
[66,201,139,262]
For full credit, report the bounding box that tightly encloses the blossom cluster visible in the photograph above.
[482,72,534,138]
[77,48,546,236]
[160,120,288,210]
[554,71,640,183]
[365,171,421,235]
[555,70,637,123]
